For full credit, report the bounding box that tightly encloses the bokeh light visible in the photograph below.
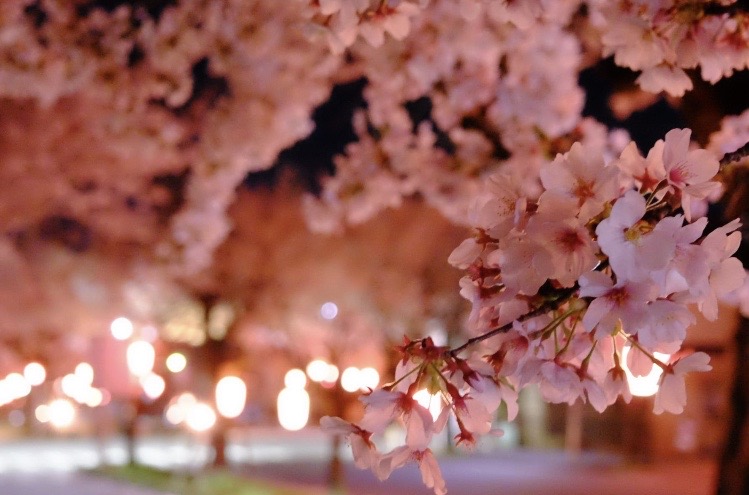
[23,362,46,386]
[166,352,187,373]
[621,346,670,398]
[215,376,247,419]
[48,399,76,429]
[140,373,166,400]
[111,317,134,340]
[320,302,338,320]
[277,387,310,431]
[185,402,216,432]
[127,340,155,377]
[284,368,307,389]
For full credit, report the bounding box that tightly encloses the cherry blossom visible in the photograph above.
[332,131,745,493]
[3,2,749,494]
[654,352,712,415]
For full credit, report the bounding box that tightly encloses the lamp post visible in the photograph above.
[124,339,156,465]
[302,359,380,489]
[212,375,247,466]
[620,345,670,463]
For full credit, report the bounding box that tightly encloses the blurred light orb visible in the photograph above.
[166,352,187,373]
[84,388,104,408]
[185,402,216,432]
[413,389,443,421]
[323,364,340,384]
[75,362,94,385]
[165,402,185,425]
[284,368,307,389]
[340,367,362,393]
[215,376,247,419]
[320,302,338,320]
[49,399,76,429]
[277,387,310,431]
[621,346,670,397]
[359,367,380,390]
[165,393,198,425]
[306,359,329,382]
[140,373,166,400]
[35,404,50,423]
[5,373,31,400]
[127,340,155,377]
[61,374,84,401]
[111,317,134,340]
[24,362,46,386]
[177,392,198,407]
[0,380,10,405]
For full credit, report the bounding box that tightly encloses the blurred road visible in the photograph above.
[244,450,717,495]
[0,472,172,495]
[0,428,717,495]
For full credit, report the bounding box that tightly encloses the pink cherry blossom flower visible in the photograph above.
[540,142,620,222]
[615,140,666,192]
[527,195,598,287]
[595,190,676,282]
[579,271,655,338]
[581,375,609,413]
[693,219,746,320]
[359,389,435,449]
[638,299,695,349]
[603,364,633,405]
[649,215,708,296]
[490,232,554,295]
[320,416,380,470]
[378,447,447,495]
[636,63,693,97]
[538,361,583,405]
[654,352,712,414]
[448,237,482,269]
[661,128,720,220]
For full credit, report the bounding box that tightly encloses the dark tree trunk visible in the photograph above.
[714,156,749,495]
[211,416,228,467]
[716,318,749,495]
[124,399,139,465]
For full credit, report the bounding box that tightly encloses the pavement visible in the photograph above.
[243,450,717,495]
[0,429,719,495]
[0,472,172,495]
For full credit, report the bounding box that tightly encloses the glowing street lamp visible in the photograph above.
[4,373,31,401]
[277,369,310,431]
[111,317,134,341]
[126,340,155,378]
[340,366,380,393]
[185,402,217,432]
[24,362,46,386]
[621,345,670,398]
[140,373,166,400]
[215,376,247,419]
[166,352,187,373]
[48,398,76,430]
[75,362,95,386]
[414,389,444,421]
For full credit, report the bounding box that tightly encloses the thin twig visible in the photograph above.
[720,141,749,167]
[448,285,578,358]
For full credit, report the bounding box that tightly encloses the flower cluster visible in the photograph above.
[299,0,426,54]
[591,0,749,96]
[304,0,593,231]
[324,129,745,494]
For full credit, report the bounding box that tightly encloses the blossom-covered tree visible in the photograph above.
[2,1,749,494]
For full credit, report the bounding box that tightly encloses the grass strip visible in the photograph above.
[92,463,310,495]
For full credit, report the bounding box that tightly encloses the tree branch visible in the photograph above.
[720,141,749,167]
[448,285,578,358]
